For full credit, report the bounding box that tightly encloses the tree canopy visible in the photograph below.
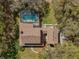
[40,42,79,59]
[53,0,79,41]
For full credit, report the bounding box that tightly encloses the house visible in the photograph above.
[42,25,59,45]
[19,9,59,47]
[19,23,45,47]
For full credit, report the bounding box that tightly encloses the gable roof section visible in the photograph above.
[19,23,42,46]
[42,26,59,45]
[46,27,59,44]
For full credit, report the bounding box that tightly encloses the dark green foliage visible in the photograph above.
[40,42,79,59]
[53,0,79,41]
[0,0,19,59]
[0,4,5,58]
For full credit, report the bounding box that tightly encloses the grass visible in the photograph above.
[19,48,43,59]
[42,4,56,24]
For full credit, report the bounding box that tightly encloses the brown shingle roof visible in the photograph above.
[19,22,59,46]
[46,28,54,44]
[42,26,59,45]
[20,36,41,46]
[19,23,42,46]
[20,23,33,29]
[47,27,59,44]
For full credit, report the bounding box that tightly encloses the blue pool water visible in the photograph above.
[20,10,39,22]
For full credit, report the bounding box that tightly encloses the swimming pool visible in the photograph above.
[20,10,39,22]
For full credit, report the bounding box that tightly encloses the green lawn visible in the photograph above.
[19,48,42,59]
[42,5,56,24]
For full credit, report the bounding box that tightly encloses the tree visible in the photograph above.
[0,4,5,58]
[52,0,79,42]
[0,0,18,59]
[40,42,79,59]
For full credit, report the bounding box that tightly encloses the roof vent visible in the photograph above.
[21,31,23,34]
